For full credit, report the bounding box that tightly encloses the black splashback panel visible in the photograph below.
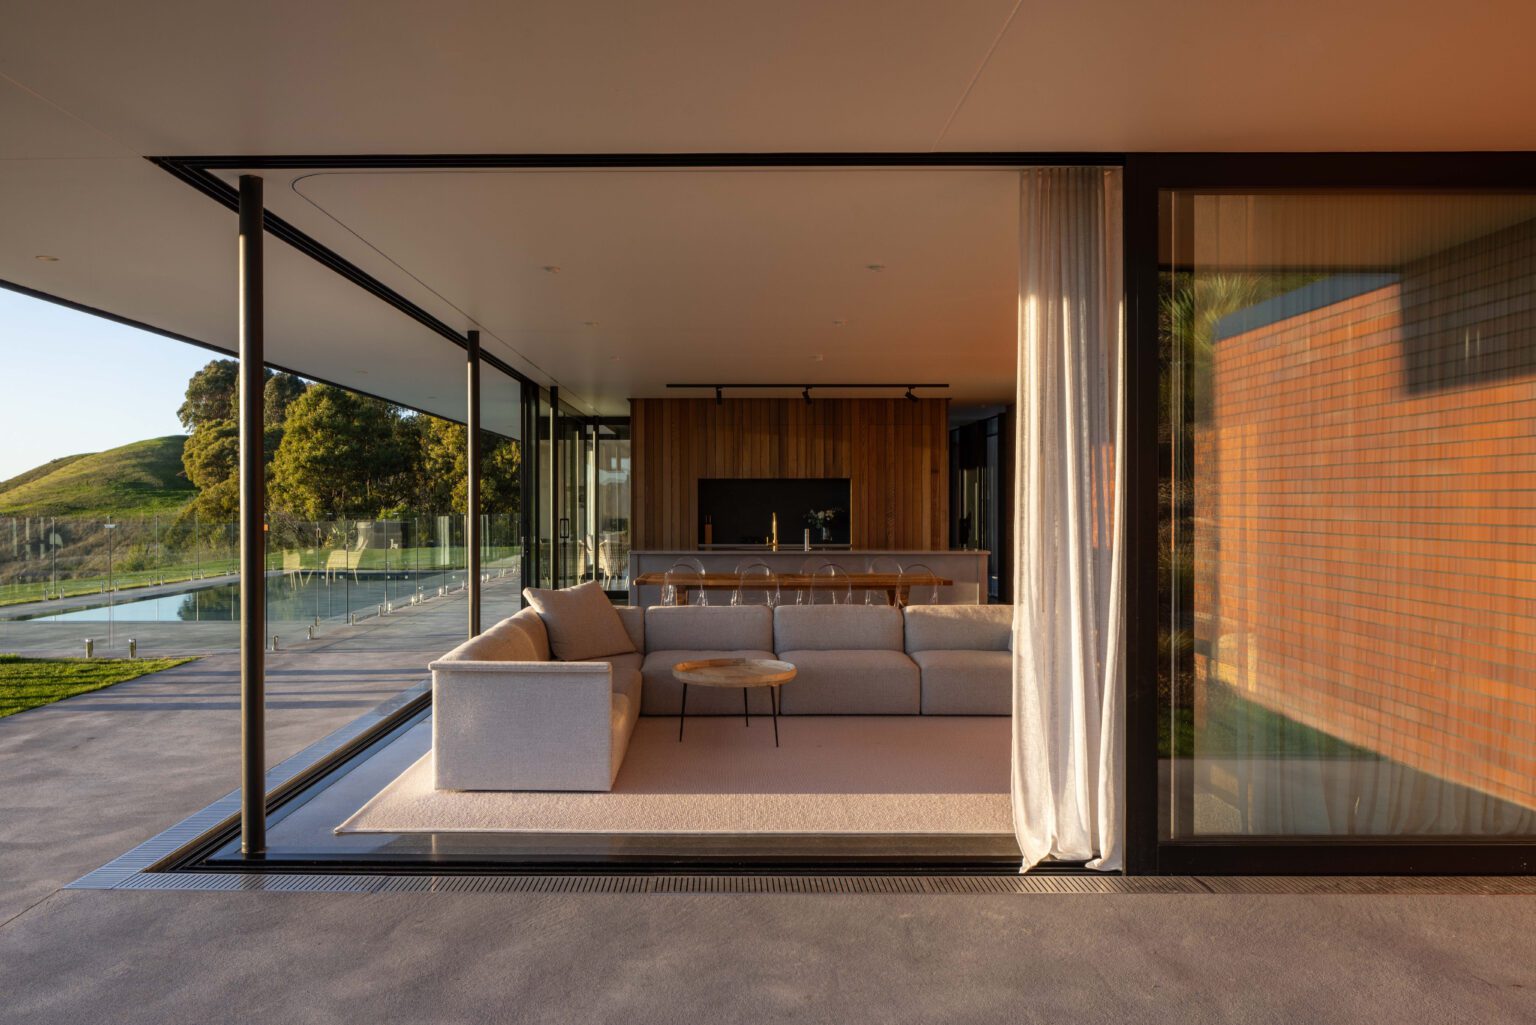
[697,478,853,546]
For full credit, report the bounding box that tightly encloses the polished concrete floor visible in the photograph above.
[2,583,1534,1023]
[0,582,479,921]
[2,888,1533,1024]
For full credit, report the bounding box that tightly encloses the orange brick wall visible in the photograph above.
[1195,221,1536,811]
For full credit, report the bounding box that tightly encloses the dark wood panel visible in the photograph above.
[631,397,949,550]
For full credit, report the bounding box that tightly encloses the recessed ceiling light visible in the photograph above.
[608,355,621,363]
[832,319,846,327]
[543,265,562,274]
[865,263,885,272]
[583,321,600,327]
[34,255,59,262]
[812,354,825,362]
[355,369,369,375]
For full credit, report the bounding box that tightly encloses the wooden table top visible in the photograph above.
[671,658,798,688]
[635,572,950,588]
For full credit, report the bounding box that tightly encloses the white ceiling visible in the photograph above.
[231,167,1021,414]
[2,0,1534,422]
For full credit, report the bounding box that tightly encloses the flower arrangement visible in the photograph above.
[805,507,844,540]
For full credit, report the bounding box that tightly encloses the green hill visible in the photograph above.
[0,453,91,497]
[0,436,193,517]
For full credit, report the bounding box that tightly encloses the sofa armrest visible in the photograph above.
[432,660,617,791]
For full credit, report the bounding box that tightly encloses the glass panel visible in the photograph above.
[1161,190,1536,839]
[535,388,554,590]
[595,424,631,593]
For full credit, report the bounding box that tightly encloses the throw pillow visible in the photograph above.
[521,581,637,662]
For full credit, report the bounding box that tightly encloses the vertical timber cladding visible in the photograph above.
[630,398,950,550]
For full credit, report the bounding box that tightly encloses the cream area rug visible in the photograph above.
[338,716,1012,835]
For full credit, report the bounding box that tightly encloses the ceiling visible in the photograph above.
[229,166,1021,414]
[3,0,1534,424]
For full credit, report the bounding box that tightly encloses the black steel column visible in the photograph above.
[466,330,482,637]
[519,378,535,595]
[237,174,266,856]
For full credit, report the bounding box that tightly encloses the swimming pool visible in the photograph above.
[18,570,474,624]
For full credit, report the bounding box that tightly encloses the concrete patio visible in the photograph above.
[2,584,1533,1023]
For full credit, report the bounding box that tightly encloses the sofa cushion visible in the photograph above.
[903,605,1013,653]
[644,605,773,653]
[591,652,644,710]
[504,607,552,661]
[442,613,537,662]
[775,649,920,714]
[639,649,780,715]
[522,581,635,661]
[773,605,903,652]
[613,606,645,653]
[914,650,1012,715]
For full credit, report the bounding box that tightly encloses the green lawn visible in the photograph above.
[0,653,196,717]
[1160,682,1373,760]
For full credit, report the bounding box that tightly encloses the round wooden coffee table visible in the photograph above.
[672,658,796,747]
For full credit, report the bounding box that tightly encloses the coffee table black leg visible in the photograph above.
[743,687,750,727]
[678,682,688,741]
[770,685,780,747]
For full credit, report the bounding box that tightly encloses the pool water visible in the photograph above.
[22,571,471,624]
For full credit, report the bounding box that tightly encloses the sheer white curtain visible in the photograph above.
[1012,166,1125,871]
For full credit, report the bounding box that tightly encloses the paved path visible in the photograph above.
[0,582,482,923]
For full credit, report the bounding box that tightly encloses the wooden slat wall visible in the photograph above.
[630,397,949,550]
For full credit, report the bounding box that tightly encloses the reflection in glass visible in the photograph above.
[1161,190,1536,838]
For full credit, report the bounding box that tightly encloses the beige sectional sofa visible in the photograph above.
[639,606,779,715]
[430,606,646,791]
[430,600,1013,791]
[773,605,921,714]
[904,605,1013,715]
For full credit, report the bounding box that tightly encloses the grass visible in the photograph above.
[0,653,196,717]
[0,453,92,496]
[1160,682,1373,760]
[0,435,193,517]
[0,556,240,608]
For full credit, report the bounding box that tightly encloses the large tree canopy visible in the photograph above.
[175,362,523,524]
[177,360,308,524]
[269,384,412,520]
[177,360,240,431]
[409,416,522,515]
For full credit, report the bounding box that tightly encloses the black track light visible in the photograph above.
[715,386,723,406]
[904,387,917,402]
[802,386,813,405]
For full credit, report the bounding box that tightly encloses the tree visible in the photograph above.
[177,360,239,431]
[177,361,309,526]
[410,415,522,515]
[179,419,240,521]
[269,384,411,519]
[264,372,308,429]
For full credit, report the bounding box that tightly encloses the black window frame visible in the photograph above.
[1123,152,1536,875]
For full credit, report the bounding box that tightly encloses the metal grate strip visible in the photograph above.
[1197,876,1536,895]
[96,871,1536,895]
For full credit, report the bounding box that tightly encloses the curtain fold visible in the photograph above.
[1011,166,1125,871]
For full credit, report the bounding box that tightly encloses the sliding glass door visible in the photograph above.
[1130,155,1536,872]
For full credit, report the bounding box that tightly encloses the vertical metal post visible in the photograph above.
[518,379,535,594]
[238,174,266,856]
[466,330,482,637]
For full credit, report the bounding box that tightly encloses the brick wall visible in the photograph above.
[1195,218,1536,811]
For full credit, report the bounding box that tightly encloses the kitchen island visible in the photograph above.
[627,549,989,605]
